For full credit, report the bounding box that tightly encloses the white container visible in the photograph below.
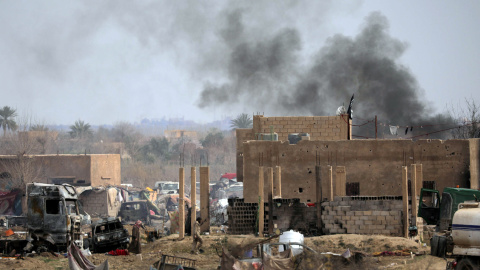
[278,230,304,256]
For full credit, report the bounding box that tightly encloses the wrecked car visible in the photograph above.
[26,183,84,252]
[88,217,129,253]
[118,200,162,225]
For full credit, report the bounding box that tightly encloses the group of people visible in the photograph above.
[127,217,205,255]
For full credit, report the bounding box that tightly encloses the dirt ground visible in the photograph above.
[0,226,448,270]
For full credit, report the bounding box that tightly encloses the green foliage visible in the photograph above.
[0,106,18,136]
[230,113,253,129]
[30,124,49,131]
[140,137,170,163]
[69,120,92,139]
[201,129,224,148]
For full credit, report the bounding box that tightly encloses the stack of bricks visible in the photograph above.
[254,115,348,141]
[321,196,404,236]
[227,198,263,235]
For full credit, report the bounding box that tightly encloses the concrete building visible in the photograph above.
[0,154,121,188]
[236,115,480,204]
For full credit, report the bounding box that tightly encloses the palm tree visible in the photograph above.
[0,106,18,136]
[230,113,253,129]
[30,124,49,131]
[69,120,92,139]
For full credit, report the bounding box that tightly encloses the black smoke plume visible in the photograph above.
[198,11,454,139]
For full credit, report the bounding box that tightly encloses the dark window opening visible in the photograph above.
[46,199,62,215]
[408,180,412,196]
[346,182,360,196]
[423,181,436,190]
[298,188,303,193]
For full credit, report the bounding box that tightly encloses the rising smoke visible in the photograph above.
[198,11,454,138]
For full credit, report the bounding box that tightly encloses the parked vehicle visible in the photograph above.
[118,200,163,225]
[418,187,480,269]
[219,173,237,185]
[443,202,480,269]
[418,187,480,231]
[89,217,129,253]
[155,181,179,195]
[225,182,243,199]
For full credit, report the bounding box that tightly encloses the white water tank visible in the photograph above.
[452,203,480,248]
[278,230,304,255]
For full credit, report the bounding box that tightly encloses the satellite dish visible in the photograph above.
[336,106,346,116]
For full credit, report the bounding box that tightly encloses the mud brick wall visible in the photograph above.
[321,196,404,236]
[242,139,476,203]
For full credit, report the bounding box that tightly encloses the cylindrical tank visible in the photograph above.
[452,204,480,247]
[278,230,304,255]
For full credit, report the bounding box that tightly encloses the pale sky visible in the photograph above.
[1,1,479,125]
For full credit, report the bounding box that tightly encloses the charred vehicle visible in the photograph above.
[26,183,84,251]
[89,217,129,253]
[118,200,162,225]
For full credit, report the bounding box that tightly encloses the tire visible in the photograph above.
[431,235,439,257]
[457,258,477,270]
[437,235,447,258]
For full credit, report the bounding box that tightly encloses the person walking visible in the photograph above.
[129,220,145,254]
[191,217,204,254]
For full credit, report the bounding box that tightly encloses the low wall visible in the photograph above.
[321,196,404,236]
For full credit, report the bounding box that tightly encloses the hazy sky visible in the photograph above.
[1,1,479,125]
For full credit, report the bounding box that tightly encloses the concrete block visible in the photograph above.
[355,220,364,225]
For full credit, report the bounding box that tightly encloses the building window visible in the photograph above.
[423,181,436,190]
[46,199,63,215]
[346,182,360,196]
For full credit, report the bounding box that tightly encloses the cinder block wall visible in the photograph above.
[253,115,349,142]
[322,197,403,236]
[236,115,349,182]
[79,190,120,217]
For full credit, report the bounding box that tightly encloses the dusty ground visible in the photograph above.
[0,227,447,270]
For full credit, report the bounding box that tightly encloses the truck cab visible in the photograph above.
[26,183,84,251]
[418,187,480,231]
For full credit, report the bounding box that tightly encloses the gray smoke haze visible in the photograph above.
[197,11,454,137]
[3,1,476,130]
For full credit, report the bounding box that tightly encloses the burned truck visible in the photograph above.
[26,183,85,251]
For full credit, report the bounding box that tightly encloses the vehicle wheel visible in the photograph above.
[431,235,439,257]
[437,235,447,257]
[457,258,478,270]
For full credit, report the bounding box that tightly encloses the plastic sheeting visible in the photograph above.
[68,243,109,270]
